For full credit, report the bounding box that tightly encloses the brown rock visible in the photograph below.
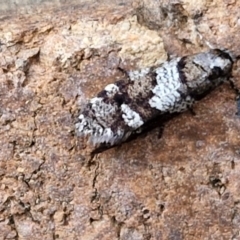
[0,0,240,239]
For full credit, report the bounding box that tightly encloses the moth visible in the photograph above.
[76,49,233,147]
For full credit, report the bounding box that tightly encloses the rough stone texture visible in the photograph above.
[0,0,240,239]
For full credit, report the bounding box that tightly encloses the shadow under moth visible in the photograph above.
[76,49,233,150]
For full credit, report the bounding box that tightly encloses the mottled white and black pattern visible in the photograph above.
[76,49,233,146]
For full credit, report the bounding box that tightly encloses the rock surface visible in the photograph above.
[0,0,240,239]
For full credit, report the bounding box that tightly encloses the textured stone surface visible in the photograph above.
[0,0,240,239]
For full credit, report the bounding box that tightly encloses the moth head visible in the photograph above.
[207,49,233,77]
[179,49,233,98]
